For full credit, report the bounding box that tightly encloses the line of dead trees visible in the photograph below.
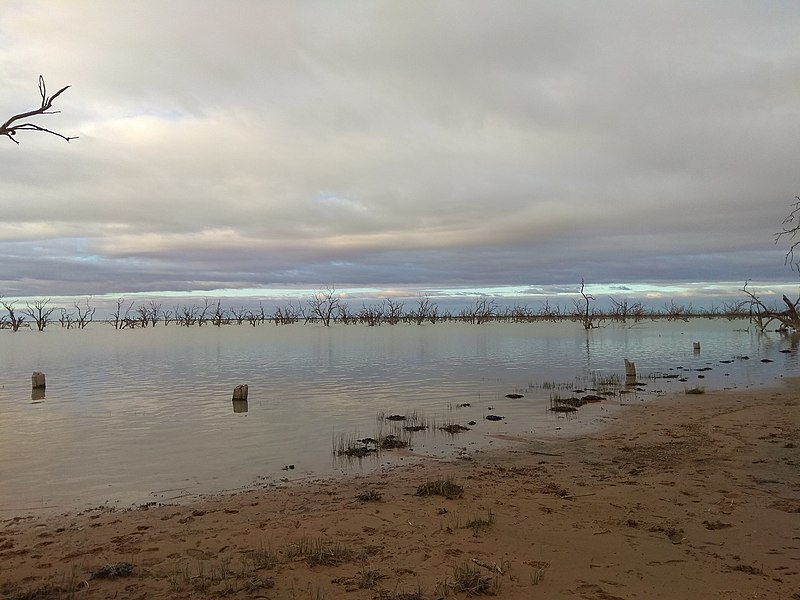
[1,290,757,333]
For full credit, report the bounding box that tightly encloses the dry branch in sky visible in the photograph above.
[1,75,76,144]
[775,196,800,271]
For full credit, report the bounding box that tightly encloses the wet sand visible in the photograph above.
[1,383,798,599]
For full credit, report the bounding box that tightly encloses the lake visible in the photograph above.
[0,319,796,512]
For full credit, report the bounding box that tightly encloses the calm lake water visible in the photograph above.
[0,319,796,512]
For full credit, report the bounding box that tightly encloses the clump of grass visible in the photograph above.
[91,561,135,579]
[358,568,387,589]
[374,590,425,600]
[440,423,470,434]
[439,561,496,596]
[286,536,353,566]
[731,563,765,576]
[386,414,406,421]
[466,511,495,533]
[243,577,275,592]
[592,372,621,391]
[529,560,549,585]
[380,435,408,450]
[416,478,464,500]
[334,433,378,458]
[685,387,705,395]
[357,489,382,502]
[250,541,278,570]
[404,424,427,432]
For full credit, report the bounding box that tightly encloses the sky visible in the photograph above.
[2,1,800,308]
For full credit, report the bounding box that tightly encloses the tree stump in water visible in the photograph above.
[232,384,248,401]
[31,371,46,389]
[624,359,636,386]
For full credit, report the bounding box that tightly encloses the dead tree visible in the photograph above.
[230,306,247,325]
[1,299,26,331]
[135,304,151,328]
[609,297,645,323]
[210,300,228,327]
[1,76,77,144]
[307,286,341,326]
[411,294,439,325]
[273,302,302,325]
[74,299,95,329]
[112,298,135,329]
[385,298,404,325]
[359,301,385,326]
[58,308,75,328]
[742,198,800,331]
[24,299,56,331]
[663,300,694,322]
[742,280,800,331]
[460,296,498,324]
[573,279,599,329]
[538,298,563,322]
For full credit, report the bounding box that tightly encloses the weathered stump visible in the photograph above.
[624,359,636,386]
[232,399,249,413]
[31,371,46,389]
[232,384,248,401]
[693,341,701,352]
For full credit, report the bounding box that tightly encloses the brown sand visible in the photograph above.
[1,384,798,599]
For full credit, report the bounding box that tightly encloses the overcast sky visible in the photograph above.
[1,1,799,304]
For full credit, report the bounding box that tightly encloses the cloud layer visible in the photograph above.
[1,1,799,298]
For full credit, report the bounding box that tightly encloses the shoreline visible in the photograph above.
[1,381,798,599]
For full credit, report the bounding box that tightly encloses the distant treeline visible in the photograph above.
[0,288,755,332]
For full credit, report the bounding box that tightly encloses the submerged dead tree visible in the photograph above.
[23,299,55,332]
[307,286,342,326]
[1,76,77,144]
[1,299,26,331]
[742,280,800,331]
[573,279,600,329]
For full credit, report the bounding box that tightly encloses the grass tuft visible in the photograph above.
[90,561,135,579]
[286,536,353,566]
[466,511,495,533]
[357,489,383,502]
[416,478,464,500]
[250,541,279,570]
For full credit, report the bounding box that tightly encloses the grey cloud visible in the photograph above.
[1,1,799,300]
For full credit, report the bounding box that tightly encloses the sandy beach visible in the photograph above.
[1,382,798,599]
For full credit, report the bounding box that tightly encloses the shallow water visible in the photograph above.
[0,319,796,512]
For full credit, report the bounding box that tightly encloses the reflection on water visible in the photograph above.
[0,320,796,511]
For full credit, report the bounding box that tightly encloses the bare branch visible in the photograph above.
[774,196,800,271]
[1,75,77,144]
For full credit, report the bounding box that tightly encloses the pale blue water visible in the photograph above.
[0,319,796,512]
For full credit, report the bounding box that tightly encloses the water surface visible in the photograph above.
[0,319,795,512]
